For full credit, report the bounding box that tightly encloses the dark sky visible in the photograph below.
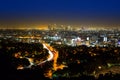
[0,0,120,28]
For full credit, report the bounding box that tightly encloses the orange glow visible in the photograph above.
[17,65,24,70]
[44,70,53,78]
[77,60,80,64]
[28,58,33,63]
[14,53,19,58]
[36,25,48,30]
[53,51,66,71]
[45,43,66,70]
[44,44,66,78]
[14,52,21,58]
[16,24,48,30]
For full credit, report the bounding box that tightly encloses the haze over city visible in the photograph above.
[0,0,120,29]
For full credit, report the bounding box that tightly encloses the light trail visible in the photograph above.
[23,43,54,68]
[24,57,35,68]
[37,43,54,65]
[43,44,54,61]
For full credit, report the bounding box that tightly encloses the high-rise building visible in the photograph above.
[48,24,57,30]
[103,37,107,42]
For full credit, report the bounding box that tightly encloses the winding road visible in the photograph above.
[24,43,54,69]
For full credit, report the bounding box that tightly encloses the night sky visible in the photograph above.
[0,0,120,28]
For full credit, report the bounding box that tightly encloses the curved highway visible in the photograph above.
[43,44,54,61]
[24,43,54,69]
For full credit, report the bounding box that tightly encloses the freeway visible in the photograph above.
[37,43,54,65]
[24,43,54,69]
[43,44,54,61]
